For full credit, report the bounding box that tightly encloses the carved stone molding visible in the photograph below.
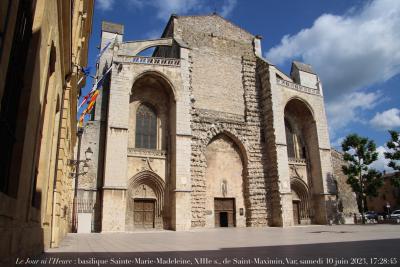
[196,108,245,124]
[127,148,167,159]
[276,77,320,96]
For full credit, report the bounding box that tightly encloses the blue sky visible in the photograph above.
[83,0,400,171]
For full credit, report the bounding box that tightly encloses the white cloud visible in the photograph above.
[331,136,345,149]
[369,146,394,173]
[326,91,382,137]
[150,0,204,19]
[96,0,114,10]
[370,108,400,129]
[265,0,400,101]
[220,0,237,17]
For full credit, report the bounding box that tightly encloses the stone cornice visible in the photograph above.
[127,148,167,159]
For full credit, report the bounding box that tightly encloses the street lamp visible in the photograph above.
[69,148,93,176]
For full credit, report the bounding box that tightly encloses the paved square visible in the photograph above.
[31,225,400,266]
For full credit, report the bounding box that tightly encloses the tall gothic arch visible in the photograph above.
[203,133,248,228]
[284,98,321,224]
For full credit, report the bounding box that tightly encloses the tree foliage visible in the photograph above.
[384,130,400,187]
[341,134,383,221]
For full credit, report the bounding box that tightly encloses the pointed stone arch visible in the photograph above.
[118,38,174,57]
[191,124,254,228]
[200,128,250,228]
[126,171,166,230]
[131,70,178,101]
[290,177,311,224]
[284,96,324,223]
[285,96,315,118]
[201,127,249,167]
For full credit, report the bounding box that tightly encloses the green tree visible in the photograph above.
[384,130,400,187]
[341,134,383,224]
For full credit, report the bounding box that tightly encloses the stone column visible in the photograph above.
[171,47,192,230]
[315,101,336,224]
[95,22,124,122]
[101,64,130,232]
[259,62,294,227]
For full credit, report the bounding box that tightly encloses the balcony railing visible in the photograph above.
[131,56,180,67]
[76,198,95,213]
[276,78,320,95]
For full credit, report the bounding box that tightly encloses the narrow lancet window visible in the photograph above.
[135,104,157,149]
[285,119,295,158]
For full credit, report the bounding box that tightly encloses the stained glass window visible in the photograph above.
[285,119,295,158]
[135,104,157,149]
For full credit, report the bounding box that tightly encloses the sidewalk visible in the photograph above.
[47,224,400,253]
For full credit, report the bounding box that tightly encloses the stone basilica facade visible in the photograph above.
[78,15,340,232]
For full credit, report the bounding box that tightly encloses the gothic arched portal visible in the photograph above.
[290,177,311,225]
[204,134,247,228]
[284,97,323,224]
[125,171,166,231]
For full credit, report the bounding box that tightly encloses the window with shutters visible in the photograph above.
[135,104,157,149]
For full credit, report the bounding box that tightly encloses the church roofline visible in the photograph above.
[160,13,256,39]
[159,15,175,39]
[176,13,255,37]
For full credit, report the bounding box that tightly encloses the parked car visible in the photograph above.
[364,211,378,220]
[390,210,400,219]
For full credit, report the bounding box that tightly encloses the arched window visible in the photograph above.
[135,104,157,149]
[285,118,307,159]
[285,119,295,158]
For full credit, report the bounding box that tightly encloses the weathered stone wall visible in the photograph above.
[190,55,269,227]
[77,121,103,232]
[190,52,245,115]
[331,149,358,216]
[174,15,255,117]
[256,58,287,226]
